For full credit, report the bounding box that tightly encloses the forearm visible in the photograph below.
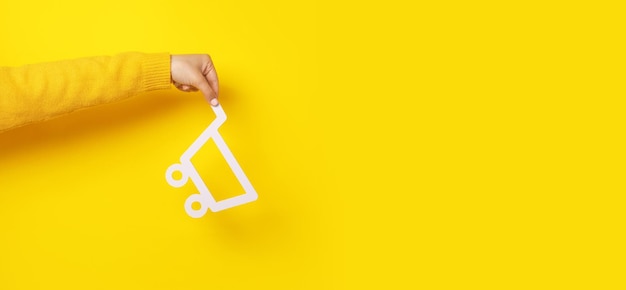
[0,52,171,132]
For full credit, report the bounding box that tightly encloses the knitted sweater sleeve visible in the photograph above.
[0,52,171,132]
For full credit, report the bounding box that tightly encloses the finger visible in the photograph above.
[204,66,219,98]
[194,73,219,106]
[182,85,198,92]
[175,84,198,92]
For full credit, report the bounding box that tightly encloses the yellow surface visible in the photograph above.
[1,1,625,289]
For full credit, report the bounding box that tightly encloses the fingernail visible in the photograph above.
[210,98,219,106]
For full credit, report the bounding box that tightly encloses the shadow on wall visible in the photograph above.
[0,85,241,158]
[0,84,290,254]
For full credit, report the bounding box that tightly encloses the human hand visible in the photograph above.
[170,54,219,106]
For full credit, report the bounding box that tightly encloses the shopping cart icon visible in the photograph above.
[165,104,258,218]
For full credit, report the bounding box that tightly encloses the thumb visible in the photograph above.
[193,73,219,106]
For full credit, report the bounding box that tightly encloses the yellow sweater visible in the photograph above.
[0,52,171,132]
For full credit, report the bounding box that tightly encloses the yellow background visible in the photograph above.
[0,0,625,289]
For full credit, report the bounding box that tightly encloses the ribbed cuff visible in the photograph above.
[141,53,171,92]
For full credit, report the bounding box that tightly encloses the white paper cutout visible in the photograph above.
[166,104,258,218]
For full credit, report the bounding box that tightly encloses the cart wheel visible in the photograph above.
[184,193,209,218]
[166,163,188,188]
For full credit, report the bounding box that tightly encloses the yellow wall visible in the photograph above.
[1,0,625,289]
